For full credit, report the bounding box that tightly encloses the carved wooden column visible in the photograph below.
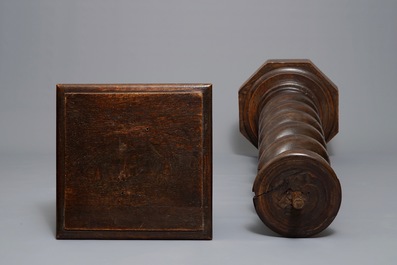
[239,60,341,237]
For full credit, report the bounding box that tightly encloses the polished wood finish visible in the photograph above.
[239,60,341,237]
[57,84,212,239]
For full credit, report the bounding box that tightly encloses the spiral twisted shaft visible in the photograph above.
[257,88,328,170]
[239,60,342,237]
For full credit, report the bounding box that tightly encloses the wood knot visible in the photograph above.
[291,191,305,210]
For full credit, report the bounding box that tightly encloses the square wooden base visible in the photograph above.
[56,84,212,239]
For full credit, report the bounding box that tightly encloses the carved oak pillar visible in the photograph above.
[239,60,341,237]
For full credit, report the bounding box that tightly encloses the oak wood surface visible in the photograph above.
[57,84,212,239]
[239,60,341,237]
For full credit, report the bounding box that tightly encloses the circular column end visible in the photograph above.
[253,151,342,237]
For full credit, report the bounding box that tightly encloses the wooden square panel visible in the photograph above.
[56,84,212,239]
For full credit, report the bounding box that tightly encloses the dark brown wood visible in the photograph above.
[239,60,341,237]
[57,84,212,239]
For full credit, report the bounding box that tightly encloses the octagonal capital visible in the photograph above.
[239,59,338,147]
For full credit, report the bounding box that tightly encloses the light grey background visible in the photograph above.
[1,0,397,264]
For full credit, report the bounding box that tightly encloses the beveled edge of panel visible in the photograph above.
[57,83,211,93]
[56,83,212,240]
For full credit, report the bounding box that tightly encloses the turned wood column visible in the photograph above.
[239,60,341,237]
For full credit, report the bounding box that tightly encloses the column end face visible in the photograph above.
[253,151,342,237]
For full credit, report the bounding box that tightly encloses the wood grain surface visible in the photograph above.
[239,60,341,237]
[57,84,212,239]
